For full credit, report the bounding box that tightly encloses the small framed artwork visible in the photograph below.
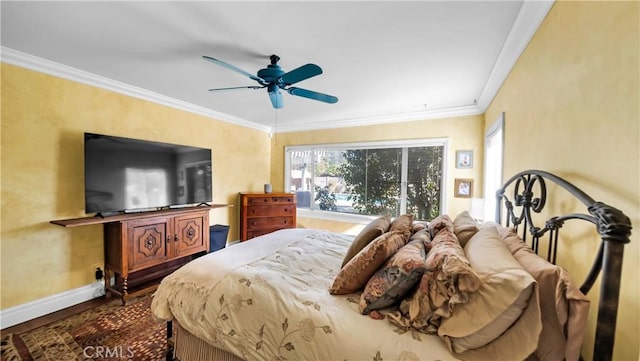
[456,150,473,169]
[454,178,474,198]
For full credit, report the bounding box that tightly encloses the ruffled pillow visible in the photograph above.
[387,228,481,333]
[428,214,455,238]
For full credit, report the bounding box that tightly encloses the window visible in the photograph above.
[483,112,505,222]
[285,139,447,221]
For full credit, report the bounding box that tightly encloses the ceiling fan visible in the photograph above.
[203,54,338,109]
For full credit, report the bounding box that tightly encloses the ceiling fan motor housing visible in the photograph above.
[257,64,284,84]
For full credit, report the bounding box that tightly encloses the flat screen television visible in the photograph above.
[84,132,212,215]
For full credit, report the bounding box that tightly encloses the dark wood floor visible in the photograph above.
[1,296,110,335]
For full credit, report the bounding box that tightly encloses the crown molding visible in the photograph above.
[1,1,552,135]
[274,104,482,133]
[476,0,555,112]
[0,47,272,133]
[277,0,554,133]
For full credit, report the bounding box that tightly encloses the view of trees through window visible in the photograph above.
[286,142,444,221]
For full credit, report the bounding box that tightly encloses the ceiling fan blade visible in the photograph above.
[202,56,266,85]
[208,86,264,92]
[287,87,338,104]
[280,64,323,85]
[268,86,284,109]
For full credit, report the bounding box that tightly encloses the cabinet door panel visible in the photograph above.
[128,219,170,271]
[174,213,207,257]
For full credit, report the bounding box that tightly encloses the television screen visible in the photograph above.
[84,133,212,214]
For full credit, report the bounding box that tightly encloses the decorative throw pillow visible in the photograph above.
[497,225,590,361]
[359,238,427,314]
[428,214,454,238]
[387,228,481,334]
[453,211,480,247]
[341,215,391,267]
[409,229,432,252]
[412,220,429,233]
[438,226,540,357]
[389,214,414,239]
[330,230,408,295]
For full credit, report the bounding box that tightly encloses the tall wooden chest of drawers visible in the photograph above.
[239,192,297,241]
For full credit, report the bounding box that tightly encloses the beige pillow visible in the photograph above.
[438,226,541,357]
[341,215,391,267]
[497,225,590,361]
[453,211,480,247]
[330,230,408,295]
[389,214,414,238]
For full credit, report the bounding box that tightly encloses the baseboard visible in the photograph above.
[0,281,105,329]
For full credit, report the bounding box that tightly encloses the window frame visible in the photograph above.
[483,112,505,222]
[285,138,448,224]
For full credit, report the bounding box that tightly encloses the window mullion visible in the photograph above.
[400,147,408,214]
[310,150,316,210]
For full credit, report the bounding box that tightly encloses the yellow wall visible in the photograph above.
[485,2,639,360]
[2,2,637,360]
[271,114,485,228]
[0,63,272,309]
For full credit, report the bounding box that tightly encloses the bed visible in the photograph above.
[151,170,632,361]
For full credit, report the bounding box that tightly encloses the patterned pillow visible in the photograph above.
[387,229,480,333]
[389,214,414,239]
[428,214,454,238]
[341,215,391,268]
[453,211,480,247]
[409,229,432,253]
[358,238,427,314]
[412,220,429,233]
[330,230,408,295]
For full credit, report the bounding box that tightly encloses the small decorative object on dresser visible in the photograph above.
[239,192,297,241]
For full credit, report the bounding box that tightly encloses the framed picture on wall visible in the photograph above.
[456,150,473,169]
[454,178,474,198]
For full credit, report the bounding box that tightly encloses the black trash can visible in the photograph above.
[209,225,230,253]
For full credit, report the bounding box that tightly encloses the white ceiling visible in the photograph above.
[1,1,553,133]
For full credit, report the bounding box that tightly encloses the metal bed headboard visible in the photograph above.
[495,170,632,361]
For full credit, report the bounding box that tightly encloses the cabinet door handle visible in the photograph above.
[166,236,171,243]
[174,235,179,242]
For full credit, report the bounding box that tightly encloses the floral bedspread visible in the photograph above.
[151,228,459,361]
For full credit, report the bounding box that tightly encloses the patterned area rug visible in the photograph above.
[1,294,167,361]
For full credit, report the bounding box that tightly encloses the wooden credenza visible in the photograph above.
[239,193,296,241]
[51,204,231,304]
[103,208,209,304]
